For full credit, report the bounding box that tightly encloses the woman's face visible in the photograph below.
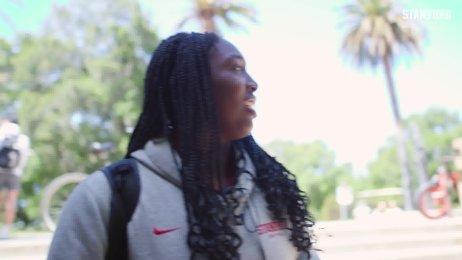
[209,39,258,142]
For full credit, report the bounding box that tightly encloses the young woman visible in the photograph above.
[48,32,318,260]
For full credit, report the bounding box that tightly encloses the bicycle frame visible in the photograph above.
[41,141,115,231]
[417,161,458,219]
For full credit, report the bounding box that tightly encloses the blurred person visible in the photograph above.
[0,118,31,239]
[451,138,462,206]
[48,32,319,259]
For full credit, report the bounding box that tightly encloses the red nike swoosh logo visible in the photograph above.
[153,227,179,235]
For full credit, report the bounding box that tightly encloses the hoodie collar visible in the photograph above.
[131,138,257,213]
[131,138,182,187]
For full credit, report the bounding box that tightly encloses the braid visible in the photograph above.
[127,32,315,259]
[241,136,314,255]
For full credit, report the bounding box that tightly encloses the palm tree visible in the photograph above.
[177,0,256,34]
[340,0,424,210]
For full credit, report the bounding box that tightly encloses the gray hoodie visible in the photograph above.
[48,139,319,260]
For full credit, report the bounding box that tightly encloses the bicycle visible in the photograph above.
[40,141,114,231]
[416,156,459,219]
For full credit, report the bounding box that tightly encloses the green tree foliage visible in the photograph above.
[264,108,462,218]
[264,140,353,220]
[365,108,462,203]
[366,139,401,189]
[1,0,159,224]
[407,109,462,182]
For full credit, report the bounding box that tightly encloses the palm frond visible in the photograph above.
[223,4,257,22]
[176,15,194,29]
[220,12,241,28]
[340,0,424,68]
[180,0,256,33]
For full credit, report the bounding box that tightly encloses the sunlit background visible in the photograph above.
[2,0,461,172]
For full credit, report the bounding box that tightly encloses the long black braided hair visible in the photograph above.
[127,32,315,259]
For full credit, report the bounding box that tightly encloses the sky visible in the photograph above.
[1,0,461,173]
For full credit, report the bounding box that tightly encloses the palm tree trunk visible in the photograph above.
[199,9,217,32]
[383,53,414,210]
[410,122,429,187]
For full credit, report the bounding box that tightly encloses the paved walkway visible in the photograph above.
[0,232,52,260]
[1,209,461,259]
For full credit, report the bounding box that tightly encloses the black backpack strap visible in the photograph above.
[102,158,140,260]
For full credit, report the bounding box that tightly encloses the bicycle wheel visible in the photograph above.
[417,183,451,219]
[40,172,88,231]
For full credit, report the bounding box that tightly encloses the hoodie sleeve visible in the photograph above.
[48,171,111,260]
